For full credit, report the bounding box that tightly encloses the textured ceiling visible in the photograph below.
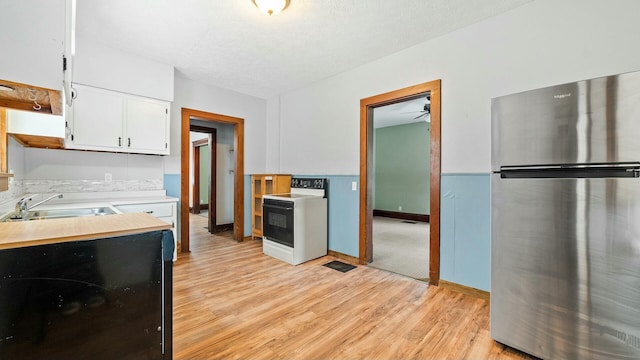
[76,0,533,99]
[374,97,430,129]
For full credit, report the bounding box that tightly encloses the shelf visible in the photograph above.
[10,134,65,149]
[251,174,291,239]
[0,172,13,192]
[0,79,63,115]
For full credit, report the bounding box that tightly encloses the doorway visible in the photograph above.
[369,97,431,280]
[190,129,216,233]
[359,80,441,285]
[180,108,244,253]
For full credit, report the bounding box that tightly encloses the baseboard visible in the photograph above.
[438,280,490,301]
[211,223,233,233]
[373,209,429,223]
[327,250,359,265]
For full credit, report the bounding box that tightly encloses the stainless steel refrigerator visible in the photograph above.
[491,70,640,360]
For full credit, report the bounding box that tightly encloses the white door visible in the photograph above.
[125,97,169,154]
[70,84,124,150]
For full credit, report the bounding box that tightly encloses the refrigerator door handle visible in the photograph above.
[500,165,640,179]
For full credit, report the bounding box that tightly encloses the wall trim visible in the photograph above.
[438,280,490,301]
[327,250,359,265]
[211,223,233,233]
[373,209,429,223]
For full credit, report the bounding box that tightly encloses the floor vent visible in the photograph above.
[323,260,356,273]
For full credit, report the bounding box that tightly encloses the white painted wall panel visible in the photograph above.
[269,0,640,174]
[0,0,65,90]
[23,149,163,181]
[164,75,267,175]
[73,35,174,101]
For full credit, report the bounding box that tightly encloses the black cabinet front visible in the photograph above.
[0,230,173,360]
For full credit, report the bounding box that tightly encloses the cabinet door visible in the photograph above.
[125,97,169,155]
[69,85,124,150]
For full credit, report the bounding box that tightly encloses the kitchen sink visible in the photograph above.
[2,206,118,222]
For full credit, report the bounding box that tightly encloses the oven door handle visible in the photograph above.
[263,203,294,211]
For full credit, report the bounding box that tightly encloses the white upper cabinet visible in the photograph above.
[125,97,170,154]
[0,0,66,90]
[69,85,124,150]
[67,84,170,155]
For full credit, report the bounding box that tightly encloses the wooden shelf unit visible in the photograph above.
[251,174,291,239]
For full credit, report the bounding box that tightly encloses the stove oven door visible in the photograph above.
[262,198,294,247]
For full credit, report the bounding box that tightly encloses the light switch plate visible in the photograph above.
[351,181,357,191]
[105,173,112,182]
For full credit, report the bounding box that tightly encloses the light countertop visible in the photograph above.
[0,212,171,250]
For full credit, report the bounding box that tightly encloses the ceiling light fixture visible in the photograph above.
[253,0,289,16]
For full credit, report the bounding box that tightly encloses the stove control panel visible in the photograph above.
[291,177,328,190]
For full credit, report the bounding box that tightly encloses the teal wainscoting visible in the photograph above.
[245,175,360,257]
[163,174,181,198]
[440,173,491,292]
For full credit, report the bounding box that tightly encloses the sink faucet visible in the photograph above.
[14,193,63,219]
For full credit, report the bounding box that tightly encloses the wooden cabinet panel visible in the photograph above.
[251,174,291,239]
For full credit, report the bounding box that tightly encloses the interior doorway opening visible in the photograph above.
[369,97,431,280]
[359,80,441,285]
[190,130,215,233]
[180,108,244,253]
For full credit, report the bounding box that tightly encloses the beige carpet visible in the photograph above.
[369,216,430,280]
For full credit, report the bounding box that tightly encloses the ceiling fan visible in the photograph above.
[413,94,431,120]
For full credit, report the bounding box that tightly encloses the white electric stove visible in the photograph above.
[262,178,328,265]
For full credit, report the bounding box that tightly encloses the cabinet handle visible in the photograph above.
[128,138,131,147]
[118,137,122,147]
[145,210,154,214]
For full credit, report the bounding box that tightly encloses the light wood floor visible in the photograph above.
[173,214,534,359]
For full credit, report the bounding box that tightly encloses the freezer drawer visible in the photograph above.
[491,175,640,360]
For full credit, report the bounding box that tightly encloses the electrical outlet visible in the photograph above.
[398,205,402,211]
[105,173,113,182]
[351,181,357,191]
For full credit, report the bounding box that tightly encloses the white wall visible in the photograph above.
[0,0,65,90]
[164,74,268,175]
[266,0,640,174]
[74,34,174,101]
[23,148,164,181]
[213,123,235,224]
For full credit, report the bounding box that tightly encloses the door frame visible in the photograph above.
[359,80,441,285]
[181,108,244,252]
